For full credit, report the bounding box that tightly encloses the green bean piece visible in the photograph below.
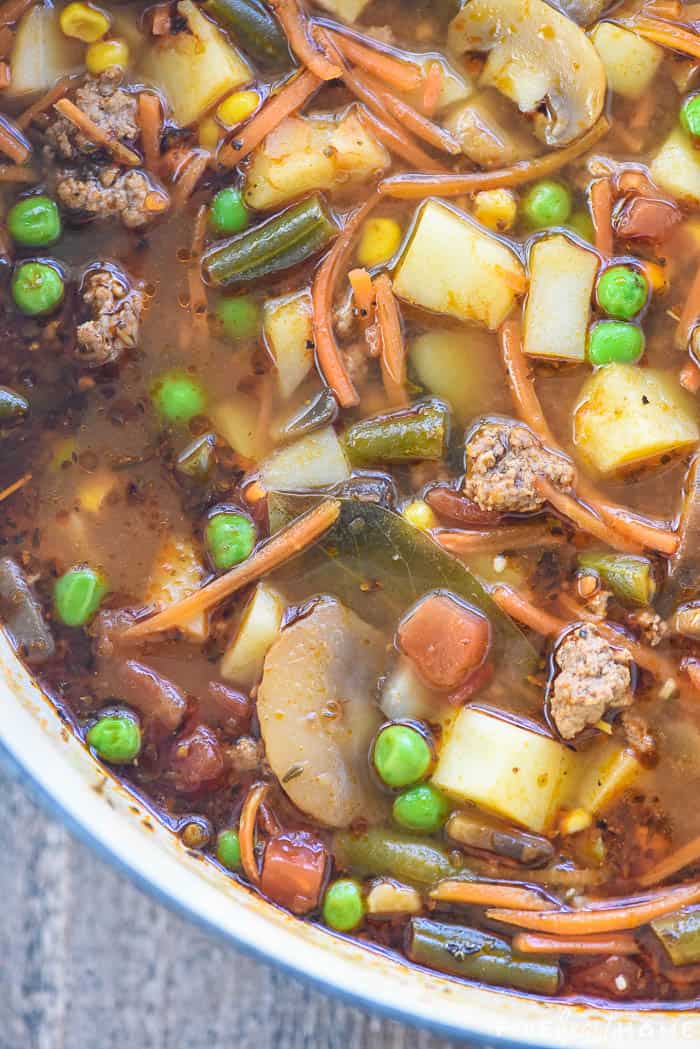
[175,432,217,484]
[652,907,700,966]
[205,0,290,67]
[333,828,464,886]
[279,388,337,442]
[202,195,338,288]
[445,811,554,868]
[577,550,655,607]
[0,385,29,424]
[343,402,449,467]
[406,918,561,994]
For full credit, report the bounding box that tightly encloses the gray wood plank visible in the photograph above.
[1,768,466,1049]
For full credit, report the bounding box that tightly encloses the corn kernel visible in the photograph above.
[60,1,110,42]
[559,807,593,836]
[78,472,117,513]
[199,117,221,150]
[85,37,129,75]
[217,90,261,127]
[472,189,518,233]
[402,500,437,532]
[51,436,77,471]
[357,217,403,268]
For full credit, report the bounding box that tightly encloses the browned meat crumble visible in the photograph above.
[551,624,633,739]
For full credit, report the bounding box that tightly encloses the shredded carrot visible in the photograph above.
[499,318,556,443]
[677,262,700,350]
[632,15,700,60]
[0,0,34,27]
[492,586,567,637]
[0,114,29,164]
[512,932,640,955]
[348,267,375,320]
[422,60,444,118]
[138,92,162,175]
[267,0,341,80]
[218,69,321,168]
[54,98,140,167]
[374,272,408,407]
[312,190,380,408]
[379,116,610,198]
[643,0,682,16]
[0,472,31,503]
[535,478,642,555]
[429,880,556,911]
[629,88,656,132]
[245,480,267,505]
[16,76,75,131]
[238,782,268,885]
[324,27,422,93]
[358,105,447,174]
[436,523,567,557]
[681,358,700,394]
[124,499,341,639]
[590,177,615,257]
[487,879,700,934]
[171,149,209,211]
[638,835,700,888]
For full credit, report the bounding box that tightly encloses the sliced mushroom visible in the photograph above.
[443,88,540,168]
[448,0,606,146]
[257,596,387,828]
[552,0,609,25]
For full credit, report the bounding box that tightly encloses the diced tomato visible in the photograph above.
[397,591,491,691]
[260,831,329,915]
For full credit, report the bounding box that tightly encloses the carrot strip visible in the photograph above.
[638,835,700,888]
[374,272,408,407]
[535,477,642,555]
[238,782,267,885]
[422,60,444,117]
[267,0,341,80]
[632,16,700,60]
[492,587,567,637]
[124,499,341,639]
[16,76,75,131]
[487,879,700,933]
[312,190,380,408]
[436,523,567,557]
[348,267,375,320]
[324,27,422,92]
[512,932,640,956]
[590,177,615,257]
[677,262,700,350]
[54,98,140,166]
[379,116,610,198]
[218,69,321,168]
[430,880,555,911]
[358,106,447,174]
[681,358,700,394]
[171,149,209,211]
[0,115,29,164]
[0,472,31,503]
[138,91,162,175]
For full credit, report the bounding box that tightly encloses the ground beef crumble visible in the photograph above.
[45,69,139,161]
[56,166,158,229]
[629,609,669,648]
[76,267,143,367]
[550,624,633,739]
[464,421,576,513]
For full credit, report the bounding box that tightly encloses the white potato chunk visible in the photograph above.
[244,107,389,210]
[380,658,435,722]
[573,738,641,815]
[258,597,386,827]
[263,289,314,399]
[409,328,505,424]
[591,23,663,100]
[220,583,285,690]
[431,708,576,833]
[393,200,525,330]
[524,234,599,362]
[145,536,208,642]
[260,426,350,491]
[9,2,83,97]
[575,364,700,475]
[209,391,262,460]
[651,128,700,207]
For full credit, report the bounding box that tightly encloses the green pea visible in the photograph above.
[216,295,261,340]
[12,261,64,316]
[681,94,700,138]
[392,784,450,834]
[151,370,207,425]
[568,209,595,243]
[322,878,365,932]
[87,713,141,764]
[54,565,107,627]
[597,265,648,320]
[373,724,432,789]
[206,511,256,571]
[588,321,645,366]
[216,828,242,870]
[7,195,61,247]
[521,179,572,230]
[209,187,250,236]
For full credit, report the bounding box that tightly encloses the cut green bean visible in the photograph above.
[205,0,290,67]
[278,388,337,442]
[577,551,655,607]
[343,402,449,467]
[333,828,464,886]
[407,918,561,994]
[652,907,700,966]
[0,385,29,424]
[202,194,338,288]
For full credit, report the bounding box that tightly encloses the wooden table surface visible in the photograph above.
[1,766,468,1049]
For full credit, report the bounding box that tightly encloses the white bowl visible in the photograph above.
[1,629,696,1048]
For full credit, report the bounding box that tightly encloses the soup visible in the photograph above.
[4,0,700,1007]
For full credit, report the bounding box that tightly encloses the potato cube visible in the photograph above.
[145,536,208,642]
[574,364,699,475]
[393,199,525,330]
[264,289,314,399]
[220,583,285,689]
[524,234,599,362]
[573,738,641,815]
[651,128,700,207]
[260,425,350,490]
[591,23,663,100]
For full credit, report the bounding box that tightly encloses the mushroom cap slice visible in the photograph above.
[448,0,606,146]
[257,596,387,828]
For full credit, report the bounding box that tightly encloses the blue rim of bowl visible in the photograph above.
[1,734,557,1049]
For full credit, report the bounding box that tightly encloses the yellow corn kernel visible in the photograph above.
[199,117,221,150]
[60,1,110,42]
[357,217,402,268]
[50,436,77,471]
[85,37,129,75]
[217,90,261,127]
[559,807,593,836]
[78,471,117,513]
[402,500,437,532]
[472,189,518,233]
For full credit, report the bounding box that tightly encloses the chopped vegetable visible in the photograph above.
[204,0,290,68]
[216,828,242,870]
[263,288,314,399]
[54,565,107,627]
[523,234,599,362]
[591,22,663,100]
[682,94,700,138]
[577,551,655,606]
[206,510,256,571]
[209,187,250,236]
[7,194,61,247]
[343,402,449,467]
[521,180,572,230]
[260,831,329,914]
[260,425,350,490]
[365,879,422,917]
[87,712,141,764]
[409,329,505,424]
[323,879,365,931]
[357,217,402,268]
[0,557,54,665]
[444,89,540,169]
[220,582,285,689]
[652,907,700,966]
[12,261,64,317]
[0,386,29,424]
[445,811,554,868]
[380,658,435,723]
[393,784,450,834]
[651,128,700,207]
[151,370,207,425]
[8,2,83,98]
[144,536,209,642]
[59,2,110,42]
[333,828,460,885]
[85,37,129,74]
[217,90,261,126]
[397,591,490,691]
[572,738,641,816]
[472,188,517,232]
[588,322,645,366]
[372,723,433,789]
[597,266,649,320]
[216,295,261,341]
